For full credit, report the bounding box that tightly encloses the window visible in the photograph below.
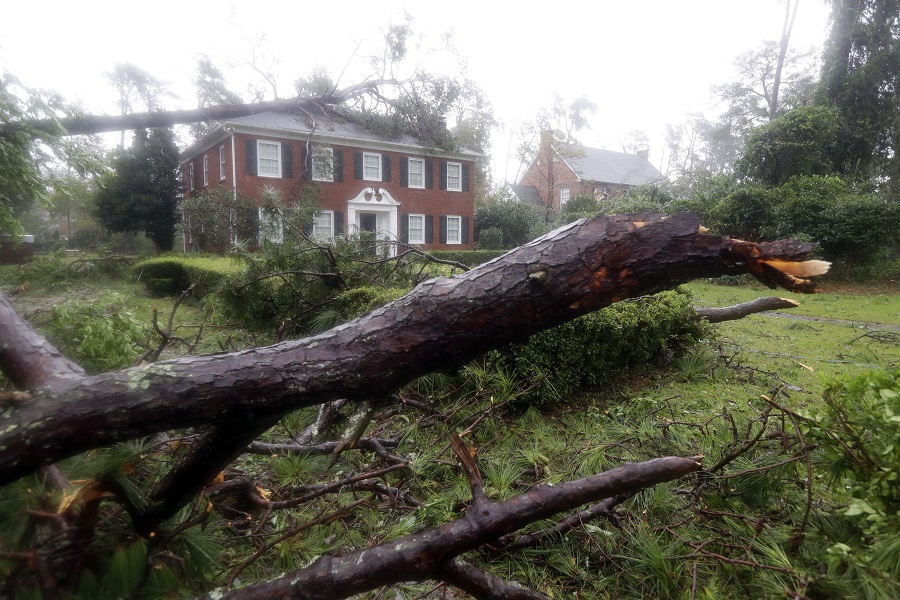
[219,145,226,180]
[363,152,381,181]
[446,215,462,244]
[446,161,462,191]
[560,187,570,206]
[313,211,334,239]
[312,147,334,182]
[188,162,194,191]
[258,141,281,177]
[202,155,209,186]
[408,214,425,244]
[408,158,425,188]
[259,208,283,244]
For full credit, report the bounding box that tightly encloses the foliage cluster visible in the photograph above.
[492,290,707,403]
[94,128,181,253]
[45,294,148,373]
[474,200,546,249]
[179,186,261,254]
[0,252,133,289]
[133,255,241,298]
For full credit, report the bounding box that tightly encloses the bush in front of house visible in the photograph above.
[490,289,707,404]
[132,255,242,298]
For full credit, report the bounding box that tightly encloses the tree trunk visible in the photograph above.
[0,212,824,486]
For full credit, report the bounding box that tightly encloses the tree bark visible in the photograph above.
[0,212,824,486]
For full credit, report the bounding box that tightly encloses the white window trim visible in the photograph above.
[202,155,209,187]
[219,145,226,181]
[446,161,462,192]
[312,147,334,182]
[446,215,462,245]
[188,163,195,191]
[408,213,425,244]
[560,187,570,206]
[408,157,425,189]
[258,140,282,178]
[313,210,334,239]
[363,152,382,181]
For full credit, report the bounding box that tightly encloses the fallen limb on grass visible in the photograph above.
[695,297,801,323]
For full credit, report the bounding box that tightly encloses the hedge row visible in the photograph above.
[132,255,243,298]
[490,290,706,403]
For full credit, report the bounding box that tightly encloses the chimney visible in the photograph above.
[636,148,650,160]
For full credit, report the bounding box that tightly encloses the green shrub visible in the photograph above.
[133,255,241,297]
[476,227,504,250]
[491,290,707,403]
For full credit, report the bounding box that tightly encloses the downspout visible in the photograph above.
[226,127,237,201]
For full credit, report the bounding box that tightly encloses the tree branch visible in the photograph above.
[206,456,701,600]
[694,296,800,323]
[0,213,826,486]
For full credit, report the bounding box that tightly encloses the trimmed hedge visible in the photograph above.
[132,255,242,297]
[490,289,707,403]
[428,249,507,267]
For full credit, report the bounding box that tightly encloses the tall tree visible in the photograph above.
[94,128,181,252]
[190,57,242,142]
[107,63,168,147]
[819,0,900,181]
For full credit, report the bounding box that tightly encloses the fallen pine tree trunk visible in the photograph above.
[0,212,827,487]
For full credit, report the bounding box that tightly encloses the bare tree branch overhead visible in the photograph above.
[0,212,826,487]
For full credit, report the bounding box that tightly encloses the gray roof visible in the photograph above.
[184,111,478,159]
[506,184,544,207]
[561,145,665,186]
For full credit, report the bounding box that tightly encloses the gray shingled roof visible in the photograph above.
[561,145,665,186]
[506,184,544,207]
[184,111,478,159]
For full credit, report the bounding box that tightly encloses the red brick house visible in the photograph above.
[514,132,665,210]
[180,111,478,252]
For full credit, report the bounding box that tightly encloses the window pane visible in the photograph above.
[259,142,280,176]
[313,211,333,238]
[363,153,381,180]
[408,159,424,188]
[447,162,461,191]
[408,214,424,243]
[313,148,334,181]
[447,216,461,243]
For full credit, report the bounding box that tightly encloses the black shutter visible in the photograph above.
[439,215,447,244]
[302,145,311,180]
[425,159,434,189]
[382,154,391,182]
[333,149,343,182]
[282,143,293,178]
[246,140,257,175]
[400,157,408,187]
[303,220,313,235]
[334,211,344,235]
[425,215,434,243]
[439,161,447,190]
[354,152,363,179]
[462,164,470,192]
[399,214,409,243]
[462,216,470,244]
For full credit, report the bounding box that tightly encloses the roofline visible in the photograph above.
[181,117,481,161]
